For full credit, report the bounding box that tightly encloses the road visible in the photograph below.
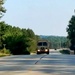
[0,49,75,75]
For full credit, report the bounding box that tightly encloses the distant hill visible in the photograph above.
[40,35,66,38]
[39,35,68,48]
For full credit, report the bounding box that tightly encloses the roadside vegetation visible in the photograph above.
[40,35,69,49]
[0,22,40,55]
[67,15,75,54]
[59,49,70,54]
[0,0,75,56]
[0,48,11,57]
[0,0,70,56]
[0,0,40,55]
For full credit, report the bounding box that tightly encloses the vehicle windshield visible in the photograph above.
[43,42,47,46]
[37,42,48,46]
[37,42,42,46]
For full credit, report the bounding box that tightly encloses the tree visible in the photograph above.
[27,28,36,39]
[0,22,39,54]
[67,15,75,51]
[0,0,6,48]
[0,21,6,48]
[0,0,6,18]
[26,29,37,52]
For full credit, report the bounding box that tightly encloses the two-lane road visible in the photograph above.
[0,49,75,75]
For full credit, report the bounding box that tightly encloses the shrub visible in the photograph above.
[60,50,70,54]
[0,48,11,54]
[24,50,30,55]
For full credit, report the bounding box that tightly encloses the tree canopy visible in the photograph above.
[67,15,75,50]
[40,35,68,49]
[0,22,39,54]
[0,0,6,18]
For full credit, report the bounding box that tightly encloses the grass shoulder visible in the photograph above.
[0,48,11,57]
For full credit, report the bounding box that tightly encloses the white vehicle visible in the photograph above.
[37,40,49,54]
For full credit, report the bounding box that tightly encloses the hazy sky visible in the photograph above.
[1,0,75,36]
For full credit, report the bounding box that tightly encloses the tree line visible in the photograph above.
[40,35,69,49]
[0,22,39,54]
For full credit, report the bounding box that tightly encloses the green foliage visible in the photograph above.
[4,28,30,55]
[0,48,11,57]
[0,0,38,54]
[67,15,75,39]
[67,15,75,50]
[27,39,37,52]
[40,35,68,49]
[60,50,70,54]
[0,21,6,48]
[0,22,38,55]
[0,48,11,54]
[0,0,6,18]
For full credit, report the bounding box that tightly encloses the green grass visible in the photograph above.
[0,48,11,57]
[0,53,11,57]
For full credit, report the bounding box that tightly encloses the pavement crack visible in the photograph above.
[35,55,47,65]
[35,60,39,64]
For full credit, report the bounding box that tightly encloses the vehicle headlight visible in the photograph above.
[38,50,40,52]
[45,49,48,52]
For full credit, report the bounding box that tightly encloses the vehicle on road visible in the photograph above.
[37,40,49,54]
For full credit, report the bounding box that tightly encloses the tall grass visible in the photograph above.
[0,48,11,57]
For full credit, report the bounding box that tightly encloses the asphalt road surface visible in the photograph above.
[0,49,75,75]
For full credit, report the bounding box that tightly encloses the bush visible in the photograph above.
[24,50,30,55]
[60,50,70,54]
[0,48,11,54]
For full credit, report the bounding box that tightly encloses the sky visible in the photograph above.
[1,0,75,36]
